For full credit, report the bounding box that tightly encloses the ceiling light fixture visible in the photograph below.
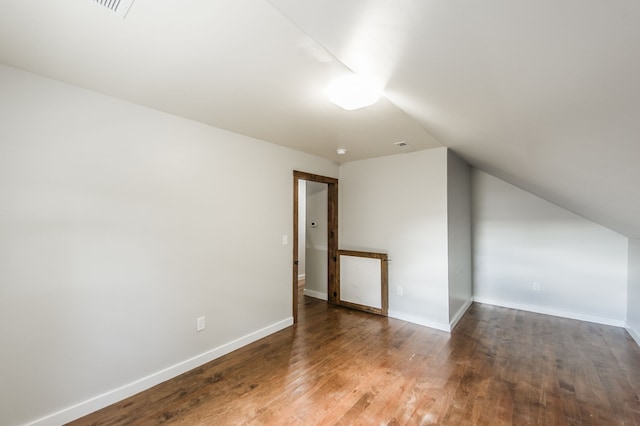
[325,74,382,111]
[336,148,347,155]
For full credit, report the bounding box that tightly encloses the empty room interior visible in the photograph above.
[1,1,640,425]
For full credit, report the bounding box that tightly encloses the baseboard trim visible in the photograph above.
[449,298,473,331]
[626,323,640,347]
[388,310,451,332]
[26,317,294,426]
[303,289,327,300]
[473,297,626,328]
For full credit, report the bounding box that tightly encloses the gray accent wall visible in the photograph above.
[447,151,473,325]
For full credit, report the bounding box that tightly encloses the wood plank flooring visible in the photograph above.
[70,294,640,425]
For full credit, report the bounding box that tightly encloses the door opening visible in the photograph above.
[293,171,338,323]
[298,181,328,300]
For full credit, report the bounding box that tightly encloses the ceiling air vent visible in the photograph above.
[93,0,136,18]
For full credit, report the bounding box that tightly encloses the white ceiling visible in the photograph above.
[1,0,640,238]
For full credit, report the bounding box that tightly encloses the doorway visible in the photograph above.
[298,180,328,300]
[292,171,338,323]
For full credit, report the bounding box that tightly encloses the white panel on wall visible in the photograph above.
[340,255,382,308]
[472,169,628,326]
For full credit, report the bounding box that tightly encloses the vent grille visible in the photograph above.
[93,0,135,18]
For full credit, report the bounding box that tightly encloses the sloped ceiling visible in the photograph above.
[1,0,639,238]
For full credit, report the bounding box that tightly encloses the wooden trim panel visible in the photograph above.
[293,170,338,185]
[337,249,389,317]
[292,176,300,322]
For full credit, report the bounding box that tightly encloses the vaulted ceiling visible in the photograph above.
[1,0,639,238]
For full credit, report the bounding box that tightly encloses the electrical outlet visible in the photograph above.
[196,316,206,332]
[397,286,403,296]
[532,282,541,291]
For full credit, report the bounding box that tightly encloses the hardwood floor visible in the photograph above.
[70,295,640,425]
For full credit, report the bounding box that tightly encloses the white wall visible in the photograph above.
[447,151,473,327]
[303,181,328,299]
[0,64,338,426]
[472,169,628,326]
[628,239,640,345]
[339,148,450,330]
[297,180,306,278]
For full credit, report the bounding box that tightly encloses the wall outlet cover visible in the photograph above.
[196,316,206,332]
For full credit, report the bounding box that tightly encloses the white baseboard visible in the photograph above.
[449,298,473,331]
[626,323,640,347]
[387,310,451,332]
[303,289,327,300]
[473,297,626,328]
[26,318,294,426]
[387,298,473,333]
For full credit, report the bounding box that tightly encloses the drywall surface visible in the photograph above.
[472,169,628,325]
[628,239,640,345]
[447,151,473,326]
[0,64,338,426]
[304,181,328,299]
[339,148,450,329]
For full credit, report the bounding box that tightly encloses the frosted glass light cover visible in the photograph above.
[325,74,381,110]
